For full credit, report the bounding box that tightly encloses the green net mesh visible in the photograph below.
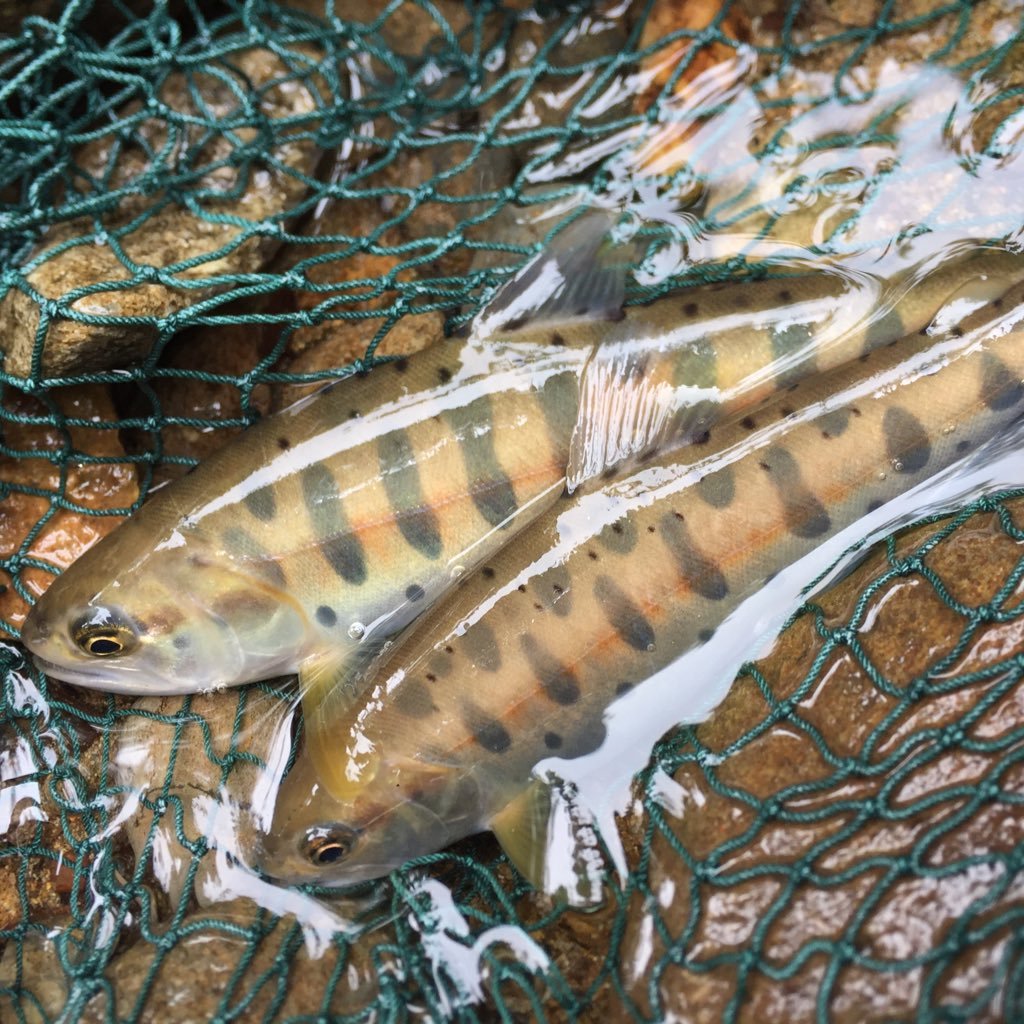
[2,0,1024,1020]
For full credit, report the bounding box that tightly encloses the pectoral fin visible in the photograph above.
[490,775,606,907]
[298,649,374,801]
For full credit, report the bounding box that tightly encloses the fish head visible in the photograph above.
[21,511,307,694]
[259,739,486,887]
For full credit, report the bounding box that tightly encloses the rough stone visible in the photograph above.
[0,47,324,379]
[0,386,139,633]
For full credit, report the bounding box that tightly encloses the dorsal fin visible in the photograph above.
[473,209,634,338]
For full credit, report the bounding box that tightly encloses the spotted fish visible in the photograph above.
[261,283,1024,899]
[19,220,1024,708]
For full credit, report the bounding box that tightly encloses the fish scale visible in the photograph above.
[21,235,1024,705]
[262,280,1024,898]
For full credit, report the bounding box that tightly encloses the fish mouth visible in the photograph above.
[30,654,198,695]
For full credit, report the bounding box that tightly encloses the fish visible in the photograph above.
[19,212,1024,707]
[260,282,1024,901]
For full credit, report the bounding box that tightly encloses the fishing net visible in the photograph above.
[2,0,1024,1019]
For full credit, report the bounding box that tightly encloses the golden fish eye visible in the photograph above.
[305,826,356,866]
[74,627,133,658]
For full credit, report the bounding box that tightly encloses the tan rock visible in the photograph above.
[0,386,138,633]
[110,687,296,913]
[0,46,323,378]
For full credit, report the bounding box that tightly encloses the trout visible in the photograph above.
[261,284,1024,899]
[20,219,1024,707]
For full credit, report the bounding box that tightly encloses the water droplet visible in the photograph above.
[348,622,365,641]
[450,565,465,580]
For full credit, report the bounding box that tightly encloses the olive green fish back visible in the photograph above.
[3,1,1024,1021]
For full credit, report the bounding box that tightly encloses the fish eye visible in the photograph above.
[72,613,137,658]
[305,825,357,867]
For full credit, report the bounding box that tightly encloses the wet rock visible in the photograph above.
[72,899,388,1023]
[120,292,287,483]
[615,499,1024,1022]
[0,46,324,379]
[0,386,138,633]
[111,686,296,914]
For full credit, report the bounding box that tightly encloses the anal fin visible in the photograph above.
[298,648,376,801]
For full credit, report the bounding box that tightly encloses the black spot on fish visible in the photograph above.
[243,485,277,523]
[446,396,519,529]
[537,372,580,455]
[598,516,638,554]
[692,429,711,445]
[505,315,528,331]
[696,468,734,509]
[956,439,971,454]
[883,407,931,474]
[472,716,511,753]
[759,446,831,538]
[544,732,563,750]
[818,409,851,439]
[438,366,452,384]
[952,326,964,338]
[865,498,884,514]
[379,432,443,559]
[426,673,438,683]
[683,302,699,317]
[780,406,795,418]
[277,437,291,451]
[981,352,1024,411]
[615,682,633,696]
[533,602,544,611]
[769,320,814,387]
[405,583,425,603]
[172,635,190,650]
[521,635,580,705]
[348,409,360,420]
[322,536,369,585]
[394,679,436,718]
[588,550,599,561]
[698,627,715,643]
[740,416,756,430]
[392,358,409,374]
[863,306,904,354]
[551,331,566,346]
[660,512,729,601]
[482,566,495,579]
[464,621,502,672]
[594,575,655,651]
[444,645,454,655]
[647,525,656,534]
[301,464,367,585]
[672,336,718,391]
[315,605,337,627]
[518,584,527,594]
